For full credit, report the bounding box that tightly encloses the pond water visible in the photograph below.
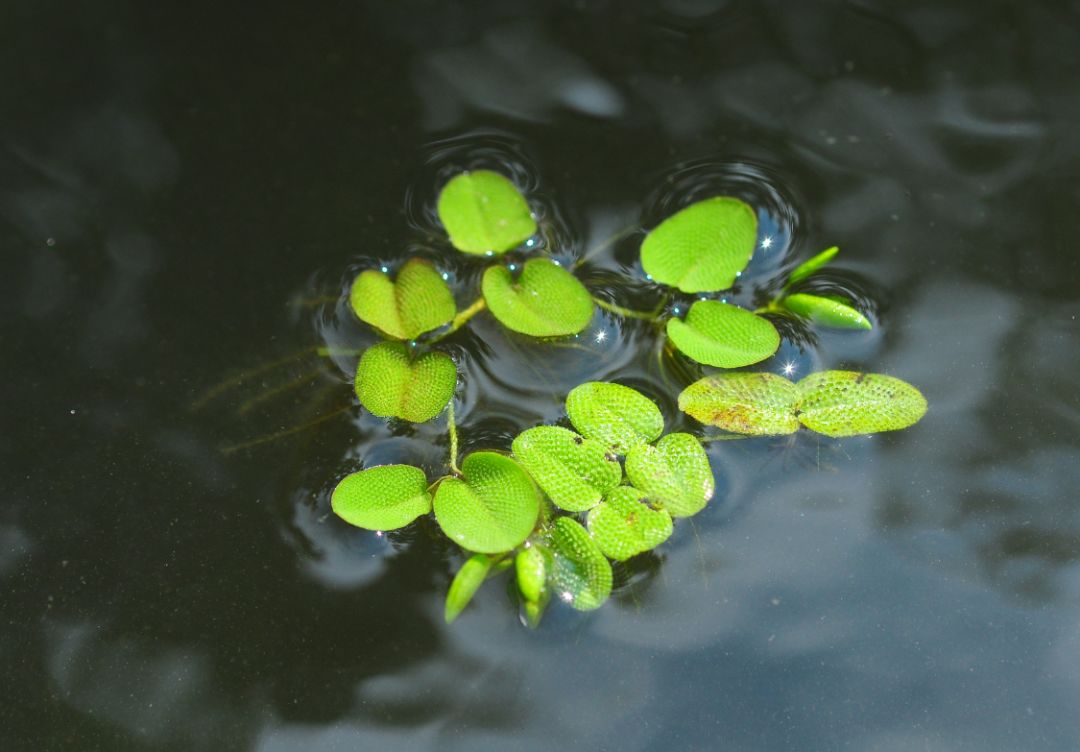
[4,2,1080,750]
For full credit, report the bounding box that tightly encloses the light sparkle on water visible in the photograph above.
[781,360,797,376]
[761,235,774,250]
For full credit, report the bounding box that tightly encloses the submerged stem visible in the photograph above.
[699,433,750,443]
[219,403,351,454]
[593,296,660,321]
[191,346,318,409]
[572,224,636,270]
[316,346,366,357]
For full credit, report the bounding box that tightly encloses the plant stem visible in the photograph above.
[593,296,660,321]
[430,298,486,343]
[447,400,461,475]
[699,433,749,443]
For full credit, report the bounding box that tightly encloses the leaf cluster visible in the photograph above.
[330,166,928,627]
[333,381,712,625]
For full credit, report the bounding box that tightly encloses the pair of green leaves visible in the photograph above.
[639,197,778,367]
[350,258,456,340]
[348,258,458,422]
[354,342,456,423]
[438,171,594,335]
[679,370,927,437]
[444,172,594,336]
[331,451,541,555]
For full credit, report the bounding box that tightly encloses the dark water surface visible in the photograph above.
[4,2,1080,750]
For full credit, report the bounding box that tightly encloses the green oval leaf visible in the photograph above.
[354,342,456,423]
[511,426,622,512]
[640,196,757,293]
[433,452,541,554]
[482,258,594,337]
[624,433,714,518]
[516,545,553,628]
[586,486,673,561]
[436,170,537,255]
[444,553,495,623]
[666,300,780,368]
[787,245,839,286]
[678,372,800,435]
[781,293,872,330]
[516,545,551,604]
[549,518,612,612]
[565,382,664,453]
[796,371,927,437]
[331,464,431,531]
[349,258,456,340]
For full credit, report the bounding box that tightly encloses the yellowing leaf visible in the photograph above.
[796,371,927,437]
[678,372,800,435]
[624,433,713,517]
[587,486,673,561]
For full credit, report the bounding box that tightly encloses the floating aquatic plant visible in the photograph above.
[323,167,926,627]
